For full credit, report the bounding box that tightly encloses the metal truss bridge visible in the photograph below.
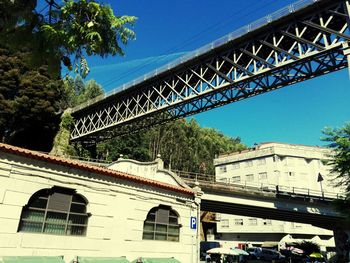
[70,0,350,143]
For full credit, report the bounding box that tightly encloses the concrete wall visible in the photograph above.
[0,152,199,263]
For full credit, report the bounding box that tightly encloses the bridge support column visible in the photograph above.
[333,226,350,262]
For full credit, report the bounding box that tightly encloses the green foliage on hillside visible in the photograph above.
[60,75,104,109]
[51,77,104,155]
[95,118,246,174]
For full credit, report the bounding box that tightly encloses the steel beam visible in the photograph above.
[70,0,350,142]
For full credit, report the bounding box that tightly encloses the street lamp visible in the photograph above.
[317,172,324,198]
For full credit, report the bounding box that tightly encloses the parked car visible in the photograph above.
[247,247,262,259]
[247,247,285,262]
[259,248,285,262]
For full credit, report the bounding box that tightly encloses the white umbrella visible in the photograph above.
[231,248,249,256]
[286,246,304,254]
[207,247,240,255]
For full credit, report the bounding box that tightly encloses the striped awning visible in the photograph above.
[0,256,65,263]
[77,257,130,263]
[131,258,181,263]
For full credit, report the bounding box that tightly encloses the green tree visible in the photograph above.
[322,123,350,192]
[0,0,136,151]
[59,76,104,108]
[322,123,350,222]
[77,79,104,104]
[1,0,136,77]
[0,47,64,151]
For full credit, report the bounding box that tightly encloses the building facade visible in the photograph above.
[213,142,340,251]
[0,143,201,263]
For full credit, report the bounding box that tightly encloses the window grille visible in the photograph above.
[257,158,266,166]
[249,218,257,225]
[264,219,272,225]
[246,174,254,181]
[234,219,243,225]
[259,172,268,180]
[232,176,241,183]
[18,187,88,236]
[231,162,240,169]
[245,161,253,168]
[221,219,229,228]
[219,165,227,173]
[143,206,180,242]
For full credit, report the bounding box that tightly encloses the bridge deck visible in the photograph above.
[70,0,350,142]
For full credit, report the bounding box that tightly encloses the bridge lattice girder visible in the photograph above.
[71,0,350,142]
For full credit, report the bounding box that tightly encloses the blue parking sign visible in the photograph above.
[190,217,197,230]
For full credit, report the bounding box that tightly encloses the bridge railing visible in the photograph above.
[173,170,345,200]
[72,0,319,113]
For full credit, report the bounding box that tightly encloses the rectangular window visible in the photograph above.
[284,171,295,177]
[273,155,280,162]
[232,176,241,183]
[259,172,267,180]
[221,219,229,228]
[234,219,243,225]
[248,218,257,225]
[231,162,240,169]
[245,161,253,168]
[257,158,266,166]
[219,165,227,173]
[246,174,254,181]
[264,219,272,225]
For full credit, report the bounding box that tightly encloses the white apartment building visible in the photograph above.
[213,142,340,251]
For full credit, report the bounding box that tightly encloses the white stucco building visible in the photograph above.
[213,142,340,251]
[0,143,201,263]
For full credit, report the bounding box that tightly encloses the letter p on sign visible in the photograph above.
[190,217,197,230]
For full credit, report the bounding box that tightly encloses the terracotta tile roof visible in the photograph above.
[0,143,195,196]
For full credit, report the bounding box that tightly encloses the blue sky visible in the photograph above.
[72,0,350,146]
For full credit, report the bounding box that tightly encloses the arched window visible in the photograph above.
[142,205,180,241]
[18,187,89,236]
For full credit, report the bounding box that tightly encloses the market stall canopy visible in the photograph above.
[231,248,249,256]
[207,247,239,255]
[0,257,65,263]
[131,258,180,263]
[76,257,130,263]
